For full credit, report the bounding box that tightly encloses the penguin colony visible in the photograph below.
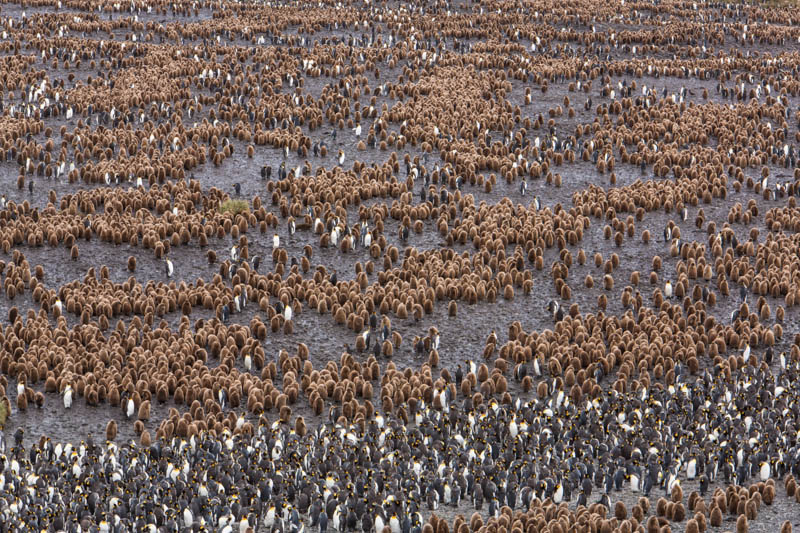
[1,0,800,531]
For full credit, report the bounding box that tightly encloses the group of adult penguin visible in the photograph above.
[2,335,800,532]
